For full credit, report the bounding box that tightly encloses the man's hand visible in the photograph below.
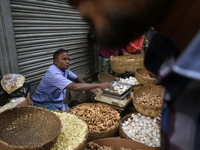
[90,88,103,96]
[123,51,132,55]
[100,82,114,90]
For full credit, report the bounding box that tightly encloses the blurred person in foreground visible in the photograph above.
[32,49,113,111]
[68,0,200,149]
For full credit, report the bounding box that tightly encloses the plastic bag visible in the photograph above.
[0,83,9,106]
[8,83,31,99]
[1,73,25,94]
[0,97,25,113]
[10,97,26,106]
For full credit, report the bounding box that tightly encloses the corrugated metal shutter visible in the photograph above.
[10,0,94,85]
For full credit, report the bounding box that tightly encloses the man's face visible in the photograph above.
[54,52,70,71]
[68,0,173,48]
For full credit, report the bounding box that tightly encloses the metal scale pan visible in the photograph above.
[102,81,133,100]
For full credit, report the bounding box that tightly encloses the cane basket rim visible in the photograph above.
[98,72,115,83]
[0,106,62,150]
[109,55,144,74]
[132,85,163,117]
[135,67,158,85]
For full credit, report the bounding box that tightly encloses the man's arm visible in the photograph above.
[73,77,85,83]
[65,82,113,91]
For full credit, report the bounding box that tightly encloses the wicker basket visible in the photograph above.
[135,67,158,85]
[119,113,133,139]
[0,106,61,150]
[109,55,144,74]
[98,72,115,83]
[119,113,160,150]
[132,85,163,117]
[67,103,120,142]
[132,84,143,91]
[82,137,155,150]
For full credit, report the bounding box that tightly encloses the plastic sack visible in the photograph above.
[0,97,25,113]
[8,83,31,99]
[1,73,25,94]
[10,97,26,106]
[0,83,9,106]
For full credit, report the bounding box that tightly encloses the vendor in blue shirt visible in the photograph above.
[32,48,113,111]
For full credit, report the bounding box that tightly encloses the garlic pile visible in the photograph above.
[113,85,128,94]
[121,113,160,147]
[119,77,140,85]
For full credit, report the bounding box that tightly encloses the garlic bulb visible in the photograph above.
[121,113,161,147]
[119,77,140,85]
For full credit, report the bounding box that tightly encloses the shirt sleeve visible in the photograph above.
[138,35,145,49]
[49,71,74,90]
[66,69,77,81]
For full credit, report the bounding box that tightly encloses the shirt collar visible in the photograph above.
[52,64,67,75]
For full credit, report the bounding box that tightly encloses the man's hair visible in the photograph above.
[53,48,68,63]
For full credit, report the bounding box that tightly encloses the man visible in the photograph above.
[68,0,200,149]
[32,49,113,111]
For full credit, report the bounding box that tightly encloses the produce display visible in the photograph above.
[121,113,160,147]
[51,112,88,150]
[119,77,140,85]
[69,104,121,133]
[135,92,162,107]
[86,142,138,150]
[113,85,128,94]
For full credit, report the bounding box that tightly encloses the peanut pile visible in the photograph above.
[69,104,121,133]
[135,92,162,107]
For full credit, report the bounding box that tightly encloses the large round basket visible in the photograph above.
[109,55,144,74]
[0,106,61,150]
[82,137,155,150]
[135,67,158,85]
[119,113,160,150]
[67,103,120,142]
[119,113,132,139]
[98,72,115,83]
[132,85,163,117]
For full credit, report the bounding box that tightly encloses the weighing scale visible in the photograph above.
[94,81,133,108]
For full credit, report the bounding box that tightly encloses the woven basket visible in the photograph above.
[119,113,133,139]
[67,103,120,142]
[98,72,115,83]
[135,67,158,85]
[82,137,155,150]
[132,84,143,91]
[109,55,144,74]
[119,113,160,150]
[0,106,61,150]
[132,85,163,117]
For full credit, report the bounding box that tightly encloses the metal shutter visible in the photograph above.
[10,0,94,85]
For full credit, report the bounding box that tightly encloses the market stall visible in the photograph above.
[0,57,162,150]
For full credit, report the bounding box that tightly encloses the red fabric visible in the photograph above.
[99,45,125,58]
[126,35,145,53]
